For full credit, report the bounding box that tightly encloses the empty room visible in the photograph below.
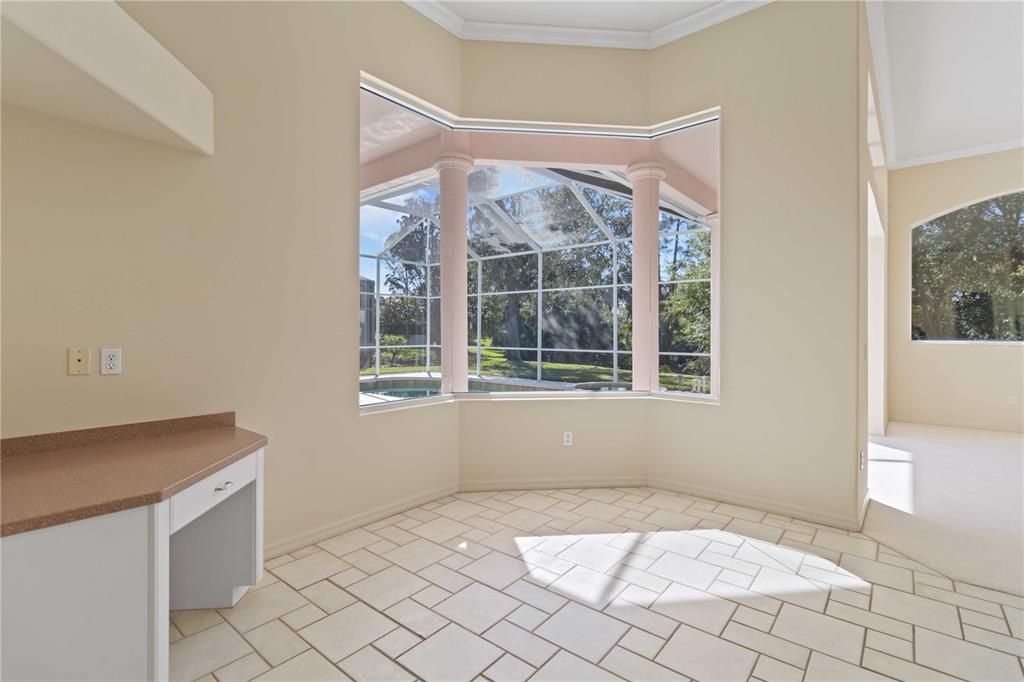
[2,1,1022,680]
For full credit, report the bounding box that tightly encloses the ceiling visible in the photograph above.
[360,91,443,163]
[405,0,770,50]
[868,1,1023,169]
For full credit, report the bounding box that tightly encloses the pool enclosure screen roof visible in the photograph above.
[359,166,708,262]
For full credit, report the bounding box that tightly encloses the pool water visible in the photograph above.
[369,387,440,399]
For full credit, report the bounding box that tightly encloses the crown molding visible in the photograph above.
[461,21,651,51]
[405,0,771,51]
[650,0,771,48]
[404,0,464,36]
[865,1,899,167]
[887,137,1024,171]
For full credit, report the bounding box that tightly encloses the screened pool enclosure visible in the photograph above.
[359,165,713,402]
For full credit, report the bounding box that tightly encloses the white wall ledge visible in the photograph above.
[1,1,214,155]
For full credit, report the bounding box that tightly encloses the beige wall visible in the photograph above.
[3,0,870,554]
[459,397,649,490]
[460,41,650,126]
[1,1,464,552]
[647,1,862,527]
[887,149,1024,433]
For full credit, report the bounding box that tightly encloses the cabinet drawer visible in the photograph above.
[170,451,258,534]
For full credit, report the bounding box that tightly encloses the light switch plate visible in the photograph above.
[100,348,122,375]
[67,347,90,375]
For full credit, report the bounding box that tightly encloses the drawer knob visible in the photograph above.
[214,481,234,492]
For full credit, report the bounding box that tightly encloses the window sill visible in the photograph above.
[358,389,719,413]
[359,393,456,415]
[908,340,1023,347]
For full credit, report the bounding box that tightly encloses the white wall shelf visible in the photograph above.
[1,1,214,155]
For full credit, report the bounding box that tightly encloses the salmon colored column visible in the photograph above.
[433,154,474,394]
[627,162,666,392]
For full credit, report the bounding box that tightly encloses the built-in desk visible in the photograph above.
[1,413,266,681]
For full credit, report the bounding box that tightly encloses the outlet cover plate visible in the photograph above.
[100,348,122,375]
[67,347,90,375]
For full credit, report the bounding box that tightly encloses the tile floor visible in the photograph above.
[170,487,1024,681]
[866,422,1024,596]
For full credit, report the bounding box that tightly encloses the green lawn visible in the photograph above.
[361,346,710,393]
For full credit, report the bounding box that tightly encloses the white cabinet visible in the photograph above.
[1,448,264,681]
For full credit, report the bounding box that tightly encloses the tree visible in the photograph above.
[912,191,1024,341]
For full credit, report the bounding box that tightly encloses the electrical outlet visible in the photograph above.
[859,450,865,470]
[563,431,573,447]
[100,348,122,375]
[1010,395,1018,407]
[67,347,90,375]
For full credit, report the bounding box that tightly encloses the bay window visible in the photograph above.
[357,110,719,405]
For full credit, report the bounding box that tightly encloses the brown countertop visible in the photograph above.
[1,413,267,536]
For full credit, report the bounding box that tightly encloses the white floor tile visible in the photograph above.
[382,538,451,572]
[298,601,397,662]
[508,492,559,512]
[655,622,758,681]
[339,646,415,682]
[301,581,357,614]
[384,598,449,637]
[603,596,678,638]
[839,554,914,592]
[319,528,379,558]
[549,565,628,610]
[271,551,349,590]
[482,620,557,667]
[411,517,473,543]
[244,619,309,666]
[219,582,308,633]
[506,603,549,630]
[213,651,269,682]
[504,579,568,614]
[870,585,961,637]
[647,551,721,590]
[398,624,503,682]
[805,652,892,681]
[434,500,489,521]
[651,581,736,635]
[558,540,628,573]
[434,583,520,634]
[618,628,665,659]
[170,623,253,682]
[861,648,960,681]
[753,654,804,682]
[346,566,429,610]
[751,566,829,612]
[600,646,686,681]
[484,653,535,682]
[721,621,810,668]
[915,628,1024,681]
[644,530,710,558]
[531,650,622,681]
[171,485,1023,682]
[498,508,554,531]
[535,602,628,663]
[770,604,864,664]
[171,609,224,638]
[460,551,530,589]
[372,627,422,658]
[252,649,348,681]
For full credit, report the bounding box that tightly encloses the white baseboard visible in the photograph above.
[857,488,871,529]
[267,475,863,557]
[459,475,648,492]
[650,477,863,531]
[265,483,459,558]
